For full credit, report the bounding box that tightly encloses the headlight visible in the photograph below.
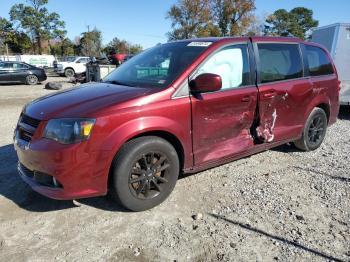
[43,118,95,144]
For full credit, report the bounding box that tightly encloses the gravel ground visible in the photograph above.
[0,78,349,261]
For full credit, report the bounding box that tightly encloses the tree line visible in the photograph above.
[0,0,143,57]
[0,0,319,57]
[167,0,318,40]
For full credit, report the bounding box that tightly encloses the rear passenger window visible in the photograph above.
[13,63,28,69]
[305,45,334,76]
[258,43,303,83]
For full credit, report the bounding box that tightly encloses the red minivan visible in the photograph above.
[14,37,339,211]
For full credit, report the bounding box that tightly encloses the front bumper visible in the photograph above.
[14,132,110,200]
[39,74,47,82]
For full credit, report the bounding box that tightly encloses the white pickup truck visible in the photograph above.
[54,56,91,77]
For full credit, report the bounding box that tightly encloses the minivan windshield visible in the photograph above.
[104,41,211,88]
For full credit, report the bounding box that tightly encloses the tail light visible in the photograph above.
[338,80,341,94]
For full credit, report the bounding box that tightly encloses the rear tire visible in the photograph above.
[294,108,328,151]
[26,74,38,85]
[64,68,75,78]
[110,136,179,211]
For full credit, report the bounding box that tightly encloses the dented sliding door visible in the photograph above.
[253,41,310,143]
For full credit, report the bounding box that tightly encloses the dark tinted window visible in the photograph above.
[3,63,13,69]
[13,63,29,69]
[258,43,303,83]
[305,45,334,76]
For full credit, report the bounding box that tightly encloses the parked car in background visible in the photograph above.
[54,56,90,77]
[14,37,339,211]
[0,61,47,85]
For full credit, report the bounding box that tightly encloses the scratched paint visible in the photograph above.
[256,108,277,143]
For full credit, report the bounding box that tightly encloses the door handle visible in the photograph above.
[241,96,251,102]
[263,91,277,98]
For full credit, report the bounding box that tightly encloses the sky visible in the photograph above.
[0,0,349,48]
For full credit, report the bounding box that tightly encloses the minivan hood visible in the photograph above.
[24,83,158,120]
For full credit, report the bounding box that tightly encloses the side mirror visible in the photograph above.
[189,73,222,93]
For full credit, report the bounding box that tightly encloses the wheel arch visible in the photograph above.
[304,95,331,125]
[106,130,185,191]
[315,103,330,123]
[65,67,75,72]
[100,116,191,192]
[130,130,185,170]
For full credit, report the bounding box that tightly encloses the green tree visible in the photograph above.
[103,37,143,55]
[10,0,66,54]
[0,17,13,54]
[166,0,215,40]
[80,28,102,57]
[264,7,318,39]
[166,0,257,40]
[49,38,74,56]
[129,44,143,55]
[0,17,31,54]
[46,12,66,54]
[212,0,255,36]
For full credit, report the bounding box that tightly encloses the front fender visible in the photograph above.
[98,115,191,173]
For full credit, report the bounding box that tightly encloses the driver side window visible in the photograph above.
[194,44,251,90]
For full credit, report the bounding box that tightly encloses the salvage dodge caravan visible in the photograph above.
[14,37,340,211]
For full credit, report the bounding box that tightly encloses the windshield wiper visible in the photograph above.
[104,80,134,87]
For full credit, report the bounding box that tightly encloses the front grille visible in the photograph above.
[19,163,34,178]
[21,114,40,128]
[17,114,41,142]
[19,163,63,188]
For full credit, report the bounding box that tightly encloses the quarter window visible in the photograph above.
[305,45,334,76]
[258,43,303,83]
[194,44,251,90]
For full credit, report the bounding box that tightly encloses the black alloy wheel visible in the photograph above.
[110,136,179,211]
[307,115,325,147]
[128,152,171,200]
[294,107,328,151]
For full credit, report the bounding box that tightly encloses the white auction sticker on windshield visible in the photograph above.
[187,42,212,47]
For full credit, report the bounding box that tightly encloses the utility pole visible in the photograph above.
[86,25,91,57]
[5,43,9,60]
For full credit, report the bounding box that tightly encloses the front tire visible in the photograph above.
[294,108,328,151]
[110,136,179,211]
[26,74,38,85]
[64,68,75,78]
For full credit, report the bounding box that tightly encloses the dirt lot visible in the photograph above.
[0,77,349,262]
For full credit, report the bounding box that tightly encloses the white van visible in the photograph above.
[0,55,55,68]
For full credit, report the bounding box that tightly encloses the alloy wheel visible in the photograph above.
[27,75,38,85]
[128,152,170,200]
[307,115,325,146]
